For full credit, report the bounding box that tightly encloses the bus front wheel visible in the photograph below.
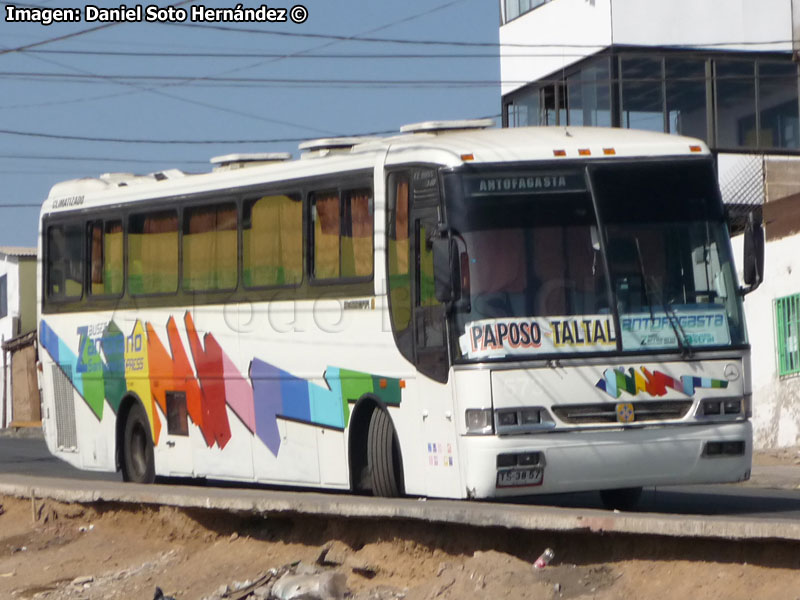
[121,402,155,484]
[367,408,404,497]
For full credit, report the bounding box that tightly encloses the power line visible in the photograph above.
[19,48,588,59]
[0,1,477,135]
[165,22,794,49]
[0,127,393,144]
[0,71,507,85]
[0,0,194,55]
[0,114,502,145]
[0,152,208,164]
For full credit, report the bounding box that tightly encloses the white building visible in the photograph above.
[499,0,800,448]
[0,246,38,428]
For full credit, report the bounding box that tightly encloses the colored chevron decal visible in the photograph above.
[595,366,727,398]
[39,314,402,456]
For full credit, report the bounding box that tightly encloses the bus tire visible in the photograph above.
[367,408,404,497]
[121,402,155,484]
[599,487,642,511]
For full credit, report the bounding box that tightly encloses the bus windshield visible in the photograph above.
[444,160,746,361]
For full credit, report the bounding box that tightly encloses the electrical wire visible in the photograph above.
[0,113,500,145]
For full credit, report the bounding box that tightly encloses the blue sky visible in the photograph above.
[0,0,501,247]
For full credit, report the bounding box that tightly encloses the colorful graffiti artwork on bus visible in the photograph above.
[38,313,402,456]
[595,366,727,399]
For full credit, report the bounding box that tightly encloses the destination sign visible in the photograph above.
[459,314,616,359]
[464,171,586,197]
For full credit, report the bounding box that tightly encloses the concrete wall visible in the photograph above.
[500,0,793,95]
[733,232,800,448]
[500,0,612,95]
[0,255,37,427]
[17,259,36,335]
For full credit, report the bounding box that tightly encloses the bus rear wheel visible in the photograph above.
[121,402,155,484]
[367,408,404,497]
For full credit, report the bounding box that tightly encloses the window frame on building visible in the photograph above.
[503,49,800,153]
[776,293,800,378]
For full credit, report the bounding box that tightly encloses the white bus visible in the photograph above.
[37,121,762,508]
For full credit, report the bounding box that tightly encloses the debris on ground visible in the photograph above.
[3,494,800,600]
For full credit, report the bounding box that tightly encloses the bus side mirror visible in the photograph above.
[433,237,456,304]
[742,212,764,294]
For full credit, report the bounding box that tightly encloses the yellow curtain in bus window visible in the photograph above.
[314,191,341,279]
[128,211,178,294]
[90,220,123,295]
[103,222,123,295]
[183,203,237,291]
[243,194,302,287]
[388,179,410,330]
[342,189,373,278]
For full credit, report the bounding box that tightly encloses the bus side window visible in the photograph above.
[341,188,374,279]
[311,190,342,280]
[242,193,303,288]
[47,223,84,301]
[311,187,374,282]
[182,203,238,292]
[88,220,123,297]
[128,210,179,295]
[387,173,412,362]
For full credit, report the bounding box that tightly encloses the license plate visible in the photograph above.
[496,467,544,488]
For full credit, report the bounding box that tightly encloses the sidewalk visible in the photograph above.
[0,425,44,439]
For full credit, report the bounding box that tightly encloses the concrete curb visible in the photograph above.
[2,474,800,543]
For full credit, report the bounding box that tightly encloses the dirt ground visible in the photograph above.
[1,447,800,600]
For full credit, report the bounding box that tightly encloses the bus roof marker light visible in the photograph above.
[603,148,616,155]
[578,149,591,156]
[553,149,567,157]
[461,153,475,162]
[690,145,703,153]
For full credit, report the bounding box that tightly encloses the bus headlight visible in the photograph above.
[465,408,494,434]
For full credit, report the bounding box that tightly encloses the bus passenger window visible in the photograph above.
[89,220,123,296]
[342,188,373,279]
[128,210,178,295]
[243,193,302,287]
[312,191,341,280]
[387,175,411,334]
[312,188,374,282]
[47,224,84,300]
[183,203,237,291]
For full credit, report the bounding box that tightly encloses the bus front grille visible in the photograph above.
[552,400,694,424]
[52,364,78,451]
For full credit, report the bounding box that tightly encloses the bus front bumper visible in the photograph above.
[461,421,752,499]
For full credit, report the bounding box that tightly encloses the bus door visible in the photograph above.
[412,204,460,497]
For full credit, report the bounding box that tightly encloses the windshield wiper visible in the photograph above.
[634,236,693,358]
[634,238,655,322]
